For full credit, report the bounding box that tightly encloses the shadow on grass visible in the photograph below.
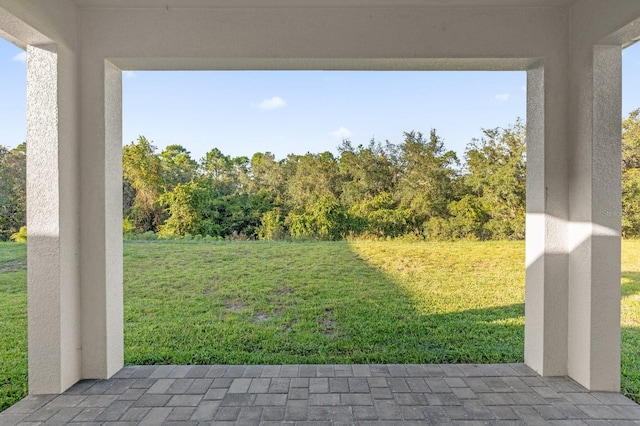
[124,240,524,366]
[622,271,640,297]
[622,324,640,403]
[0,242,27,412]
[621,271,640,402]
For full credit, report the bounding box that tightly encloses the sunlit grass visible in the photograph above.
[124,240,525,366]
[1,239,640,412]
[622,240,640,402]
[349,240,524,315]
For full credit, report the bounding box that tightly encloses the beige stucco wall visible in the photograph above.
[0,0,77,48]
[0,1,81,394]
[564,0,640,391]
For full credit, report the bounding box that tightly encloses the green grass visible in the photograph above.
[1,239,640,411]
[0,243,27,413]
[124,240,524,365]
[621,240,640,402]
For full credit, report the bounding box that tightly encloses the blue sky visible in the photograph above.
[2,39,640,162]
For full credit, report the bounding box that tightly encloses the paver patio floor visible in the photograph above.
[1,363,639,425]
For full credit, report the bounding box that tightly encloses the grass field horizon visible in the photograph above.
[1,239,640,411]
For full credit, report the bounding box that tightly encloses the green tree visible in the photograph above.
[349,192,408,238]
[425,194,489,240]
[257,208,286,240]
[200,148,249,195]
[160,181,272,239]
[286,152,340,209]
[338,140,396,208]
[287,195,351,240]
[159,144,197,191]
[0,143,26,241]
[463,120,526,240]
[395,130,459,232]
[623,109,640,237]
[123,136,164,232]
[248,152,285,201]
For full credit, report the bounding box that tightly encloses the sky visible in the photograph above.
[2,39,640,162]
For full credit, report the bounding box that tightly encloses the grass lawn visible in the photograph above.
[0,239,639,411]
[124,240,524,366]
[622,240,640,402]
[0,243,27,413]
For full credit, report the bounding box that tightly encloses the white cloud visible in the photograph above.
[257,96,286,110]
[329,126,353,140]
[11,51,26,63]
[495,93,511,102]
[122,71,137,79]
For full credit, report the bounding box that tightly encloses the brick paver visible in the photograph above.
[1,363,639,425]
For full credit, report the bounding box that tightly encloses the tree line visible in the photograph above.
[2,111,640,241]
[123,122,525,240]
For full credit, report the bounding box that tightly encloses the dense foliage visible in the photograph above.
[0,143,25,241]
[4,112,640,241]
[119,122,527,241]
[623,109,640,238]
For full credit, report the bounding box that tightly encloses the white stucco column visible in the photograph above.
[567,45,621,391]
[79,59,123,379]
[524,60,570,377]
[27,44,81,394]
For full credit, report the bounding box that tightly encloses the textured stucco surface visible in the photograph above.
[0,0,77,49]
[78,58,124,381]
[26,44,82,395]
[72,0,581,8]
[2,0,640,395]
[566,41,623,390]
[525,63,570,379]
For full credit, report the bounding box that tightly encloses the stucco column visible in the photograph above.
[27,44,81,394]
[79,58,123,379]
[567,45,621,391]
[524,60,570,377]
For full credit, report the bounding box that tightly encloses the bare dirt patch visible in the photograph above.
[274,285,293,296]
[253,312,269,323]
[320,308,338,337]
[0,259,26,273]
[225,299,247,312]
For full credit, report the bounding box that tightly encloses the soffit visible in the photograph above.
[71,0,579,9]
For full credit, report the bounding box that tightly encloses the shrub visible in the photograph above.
[10,226,27,243]
[140,231,157,241]
[123,218,136,234]
[258,208,286,240]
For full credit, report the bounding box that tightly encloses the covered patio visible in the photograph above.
[1,0,640,423]
[2,363,640,424]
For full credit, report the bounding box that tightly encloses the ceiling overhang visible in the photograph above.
[71,0,579,9]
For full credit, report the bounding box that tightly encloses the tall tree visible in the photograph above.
[123,136,164,232]
[338,139,396,208]
[622,109,640,238]
[248,152,285,200]
[395,130,459,229]
[200,148,249,195]
[463,121,526,240]
[0,143,26,241]
[286,152,340,209]
[159,144,197,191]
